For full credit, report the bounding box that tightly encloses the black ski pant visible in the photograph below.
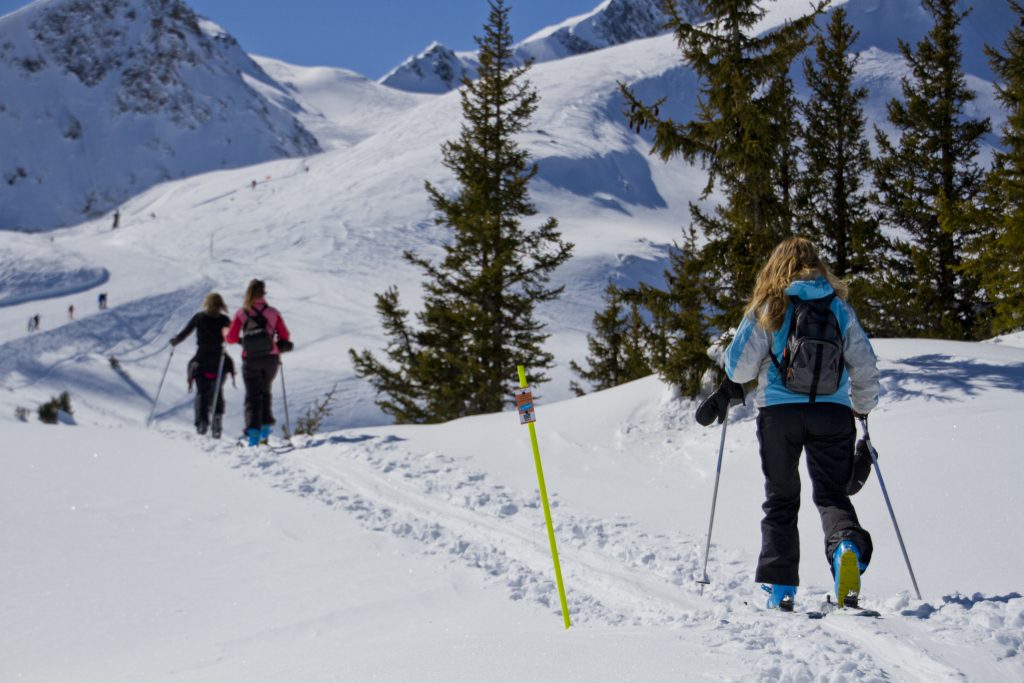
[754,402,872,586]
[194,374,225,427]
[242,354,279,432]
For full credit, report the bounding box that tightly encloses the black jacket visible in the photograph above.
[172,312,230,353]
[173,312,231,373]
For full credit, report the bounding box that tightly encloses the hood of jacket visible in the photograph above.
[785,276,834,301]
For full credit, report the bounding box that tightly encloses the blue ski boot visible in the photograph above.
[833,541,863,608]
[259,424,272,445]
[761,584,797,612]
[247,428,260,447]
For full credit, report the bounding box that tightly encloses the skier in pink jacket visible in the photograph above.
[225,279,293,445]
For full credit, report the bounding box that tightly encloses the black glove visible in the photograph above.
[169,337,180,347]
[847,437,875,495]
[277,339,294,353]
[695,378,746,427]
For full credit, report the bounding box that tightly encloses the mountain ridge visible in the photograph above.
[379,0,687,94]
[0,0,319,231]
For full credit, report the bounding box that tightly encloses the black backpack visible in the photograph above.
[242,305,274,357]
[770,293,845,400]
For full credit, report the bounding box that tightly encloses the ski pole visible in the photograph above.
[147,345,175,427]
[858,416,922,600]
[279,358,291,440]
[697,403,730,595]
[207,350,227,438]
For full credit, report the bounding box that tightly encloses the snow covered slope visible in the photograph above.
[0,0,1013,426]
[3,335,1022,681]
[253,56,430,151]
[1,0,1022,678]
[0,0,319,231]
[379,0,686,93]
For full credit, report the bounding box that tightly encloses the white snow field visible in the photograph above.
[2,337,1023,681]
[1,0,1022,679]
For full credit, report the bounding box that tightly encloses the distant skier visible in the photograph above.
[27,316,33,333]
[225,279,292,446]
[696,237,880,612]
[171,293,236,438]
[98,292,108,310]
[68,304,74,320]
[33,314,40,331]
[112,209,120,229]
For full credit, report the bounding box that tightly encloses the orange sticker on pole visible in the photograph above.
[514,387,536,424]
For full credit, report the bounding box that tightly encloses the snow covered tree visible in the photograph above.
[350,0,573,423]
[873,0,991,339]
[569,283,652,396]
[620,0,823,334]
[963,0,1024,335]
[796,7,886,305]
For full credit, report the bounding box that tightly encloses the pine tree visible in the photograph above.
[350,0,573,423]
[569,283,651,396]
[796,7,886,312]
[963,0,1024,334]
[348,287,435,423]
[873,0,991,339]
[621,0,823,334]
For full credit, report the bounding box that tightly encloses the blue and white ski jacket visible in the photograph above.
[724,277,880,413]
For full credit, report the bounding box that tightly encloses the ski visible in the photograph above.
[807,595,881,619]
[235,436,295,454]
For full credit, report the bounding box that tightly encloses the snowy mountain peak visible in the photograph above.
[0,0,320,231]
[379,0,683,94]
[378,39,477,95]
[518,0,675,62]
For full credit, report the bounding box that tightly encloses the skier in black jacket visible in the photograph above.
[171,292,235,437]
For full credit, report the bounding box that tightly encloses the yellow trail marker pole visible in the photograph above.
[516,365,571,630]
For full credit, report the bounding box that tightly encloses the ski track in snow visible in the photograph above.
[0,280,211,390]
[170,428,1024,681]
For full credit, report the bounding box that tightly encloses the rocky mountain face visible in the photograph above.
[0,0,320,231]
[379,0,687,94]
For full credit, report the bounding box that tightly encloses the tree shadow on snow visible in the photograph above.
[902,592,1023,619]
[881,354,1024,403]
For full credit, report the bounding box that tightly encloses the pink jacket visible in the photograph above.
[225,298,290,357]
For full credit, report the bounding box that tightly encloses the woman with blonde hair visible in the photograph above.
[696,237,880,612]
[225,279,292,446]
[170,292,235,438]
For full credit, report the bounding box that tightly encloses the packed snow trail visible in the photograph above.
[172,420,1023,682]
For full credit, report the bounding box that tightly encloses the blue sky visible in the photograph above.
[0,0,601,79]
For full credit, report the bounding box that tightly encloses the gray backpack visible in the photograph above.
[770,293,845,400]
